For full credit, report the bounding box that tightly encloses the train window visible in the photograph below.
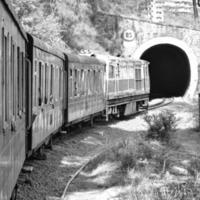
[74,69,78,97]
[69,67,73,98]
[55,67,59,100]
[96,71,99,92]
[50,64,54,100]
[58,68,59,99]
[70,69,73,77]
[45,63,48,104]
[99,70,102,93]
[93,70,96,93]
[129,66,134,79]
[42,63,45,103]
[12,44,15,116]
[3,34,9,122]
[21,52,25,111]
[17,47,21,114]
[77,70,80,96]
[87,70,91,95]
[38,62,42,106]
[80,69,84,95]
[109,65,115,78]
[135,68,142,90]
[61,69,63,99]
[10,38,13,116]
[33,60,37,106]
[59,68,60,98]
[2,28,5,124]
[19,51,23,113]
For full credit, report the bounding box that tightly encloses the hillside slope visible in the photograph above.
[11,0,200,54]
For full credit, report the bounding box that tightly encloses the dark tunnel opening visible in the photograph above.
[140,44,191,99]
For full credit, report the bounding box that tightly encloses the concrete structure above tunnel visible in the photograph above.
[116,16,200,98]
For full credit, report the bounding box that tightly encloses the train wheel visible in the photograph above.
[10,185,18,200]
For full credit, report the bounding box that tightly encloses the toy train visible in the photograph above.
[0,1,150,199]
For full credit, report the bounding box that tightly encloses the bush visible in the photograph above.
[143,110,178,142]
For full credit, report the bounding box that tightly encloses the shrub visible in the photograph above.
[143,110,178,142]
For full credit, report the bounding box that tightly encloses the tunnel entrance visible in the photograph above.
[140,44,190,99]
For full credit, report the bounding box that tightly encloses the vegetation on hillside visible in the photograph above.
[11,0,200,53]
[11,0,105,52]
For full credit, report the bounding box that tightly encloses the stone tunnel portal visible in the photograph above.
[140,44,191,99]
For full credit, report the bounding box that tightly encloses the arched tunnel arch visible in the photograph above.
[133,37,198,99]
[141,44,190,99]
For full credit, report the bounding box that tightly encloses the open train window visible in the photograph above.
[50,64,54,101]
[55,67,59,101]
[109,65,115,78]
[44,63,48,104]
[60,69,63,99]
[99,70,102,93]
[2,32,9,123]
[21,52,25,111]
[93,70,96,93]
[80,69,84,95]
[10,37,13,116]
[74,69,78,97]
[70,69,73,77]
[33,60,37,107]
[12,44,15,117]
[69,68,73,98]
[17,47,21,114]
[87,70,91,95]
[38,62,42,106]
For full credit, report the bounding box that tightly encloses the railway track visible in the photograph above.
[148,98,174,110]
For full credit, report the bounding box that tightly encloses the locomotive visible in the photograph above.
[0,1,150,200]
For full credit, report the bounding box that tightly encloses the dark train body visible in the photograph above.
[0,1,150,200]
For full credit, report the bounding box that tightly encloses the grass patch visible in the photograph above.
[82,134,200,200]
[143,110,178,143]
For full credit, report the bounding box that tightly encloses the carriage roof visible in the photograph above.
[2,0,27,40]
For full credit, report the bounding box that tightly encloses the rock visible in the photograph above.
[170,166,189,176]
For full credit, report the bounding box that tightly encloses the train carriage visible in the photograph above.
[103,56,150,119]
[0,0,27,199]
[26,34,66,153]
[65,54,105,125]
[0,1,151,199]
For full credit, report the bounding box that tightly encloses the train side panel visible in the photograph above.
[0,1,27,199]
[29,39,65,150]
[66,55,105,124]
